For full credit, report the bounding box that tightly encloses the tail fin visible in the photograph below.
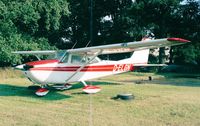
[130,49,150,64]
[119,32,155,64]
[131,32,155,64]
[123,36,154,64]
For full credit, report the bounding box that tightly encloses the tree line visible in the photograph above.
[0,0,199,67]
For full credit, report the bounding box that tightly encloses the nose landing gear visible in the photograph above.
[35,88,49,96]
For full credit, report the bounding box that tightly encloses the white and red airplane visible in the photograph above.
[13,37,190,96]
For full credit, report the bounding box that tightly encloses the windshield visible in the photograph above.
[45,51,101,64]
[45,50,66,60]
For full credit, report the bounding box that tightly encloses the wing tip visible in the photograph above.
[167,38,191,43]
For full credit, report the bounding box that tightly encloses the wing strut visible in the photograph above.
[65,50,102,83]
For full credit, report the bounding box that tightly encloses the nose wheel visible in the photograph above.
[35,83,73,96]
[35,88,49,96]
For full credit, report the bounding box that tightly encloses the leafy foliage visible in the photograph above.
[0,0,69,66]
[0,0,200,67]
[170,0,200,65]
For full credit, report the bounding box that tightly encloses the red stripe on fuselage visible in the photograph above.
[30,68,114,72]
[30,65,115,72]
[29,64,133,72]
[26,60,59,66]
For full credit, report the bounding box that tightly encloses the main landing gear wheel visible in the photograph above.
[82,85,101,94]
[81,81,101,94]
[35,88,49,97]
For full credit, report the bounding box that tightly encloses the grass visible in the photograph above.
[0,68,200,126]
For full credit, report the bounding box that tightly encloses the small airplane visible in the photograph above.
[13,35,190,96]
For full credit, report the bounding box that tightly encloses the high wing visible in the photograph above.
[66,38,190,55]
[12,50,58,60]
[12,38,190,57]
[13,50,57,55]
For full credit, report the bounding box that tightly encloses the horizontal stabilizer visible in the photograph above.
[134,64,168,67]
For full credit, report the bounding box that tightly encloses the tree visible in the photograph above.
[128,0,182,65]
[0,0,200,67]
[67,0,133,47]
[168,0,200,65]
[0,0,70,66]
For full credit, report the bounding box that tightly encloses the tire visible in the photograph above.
[117,93,134,100]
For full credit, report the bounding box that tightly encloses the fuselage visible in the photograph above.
[20,59,133,85]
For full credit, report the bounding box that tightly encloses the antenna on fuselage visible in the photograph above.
[71,42,77,49]
[85,41,91,47]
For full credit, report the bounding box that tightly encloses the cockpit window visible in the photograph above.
[61,54,69,63]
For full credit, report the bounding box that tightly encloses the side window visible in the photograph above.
[70,55,100,64]
[88,57,100,63]
[71,55,85,64]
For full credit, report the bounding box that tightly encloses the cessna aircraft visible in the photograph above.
[13,36,190,96]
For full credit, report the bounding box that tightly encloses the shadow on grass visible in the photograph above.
[71,92,87,95]
[67,81,120,95]
[148,73,200,87]
[69,81,119,90]
[0,84,71,100]
[0,81,117,99]
[157,72,200,79]
[148,79,200,87]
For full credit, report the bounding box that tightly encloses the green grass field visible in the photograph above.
[0,68,200,126]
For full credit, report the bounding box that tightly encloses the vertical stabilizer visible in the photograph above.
[119,32,155,64]
[130,33,155,64]
[130,48,150,64]
[122,34,154,64]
